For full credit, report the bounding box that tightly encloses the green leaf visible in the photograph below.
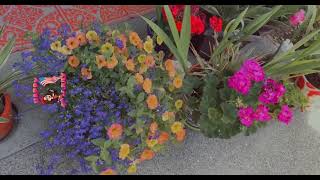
[164,5,180,47]
[220,102,237,120]
[100,149,111,162]
[136,92,145,103]
[0,37,15,69]
[0,117,9,123]
[242,5,282,39]
[179,5,191,61]
[141,15,187,72]
[85,155,99,162]
[208,107,223,120]
[91,138,105,148]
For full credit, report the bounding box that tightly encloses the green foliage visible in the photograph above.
[142,5,191,74]
[281,80,309,109]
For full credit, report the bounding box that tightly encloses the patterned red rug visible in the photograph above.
[0,5,155,52]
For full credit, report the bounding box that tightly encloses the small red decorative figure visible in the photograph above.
[33,72,67,108]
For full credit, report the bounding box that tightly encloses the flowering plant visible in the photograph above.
[196,59,304,138]
[15,22,186,175]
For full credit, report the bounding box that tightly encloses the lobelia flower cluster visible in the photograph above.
[228,59,294,127]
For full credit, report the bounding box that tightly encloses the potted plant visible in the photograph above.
[0,25,16,141]
[145,5,317,138]
[14,22,187,175]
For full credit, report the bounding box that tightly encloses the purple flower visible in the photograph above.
[115,38,124,49]
[277,105,293,125]
[259,78,286,104]
[254,104,271,122]
[241,59,265,82]
[228,71,252,95]
[238,106,255,127]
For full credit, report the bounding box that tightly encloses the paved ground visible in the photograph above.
[1,9,320,175]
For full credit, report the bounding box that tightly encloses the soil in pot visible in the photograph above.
[306,73,320,89]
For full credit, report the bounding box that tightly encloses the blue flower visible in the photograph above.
[115,38,124,49]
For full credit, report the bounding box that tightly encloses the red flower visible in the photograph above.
[161,5,184,22]
[209,16,223,32]
[191,15,205,35]
[175,21,182,32]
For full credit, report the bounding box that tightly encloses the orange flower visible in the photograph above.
[125,59,135,72]
[106,55,118,69]
[145,55,155,68]
[96,55,107,69]
[168,70,176,78]
[149,122,158,134]
[146,94,158,110]
[143,78,152,94]
[68,55,80,68]
[81,67,92,80]
[173,76,183,89]
[158,131,169,145]
[176,129,186,142]
[100,168,117,175]
[140,149,155,162]
[135,73,144,84]
[107,123,123,140]
[129,31,142,47]
[164,59,175,72]
[66,37,80,50]
[76,32,87,46]
[162,111,175,121]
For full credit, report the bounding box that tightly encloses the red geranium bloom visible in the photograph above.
[175,21,182,32]
[191,15,205,35]
[209,16,223,32]
[162,5,184,22]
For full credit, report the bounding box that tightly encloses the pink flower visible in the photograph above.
[258,79,286,104]
[228,71,252,95]
[289,9,305,27]
[277,105,293,125]
[254,104,272,122]
[238,107,255,127]
[241,59,265,82]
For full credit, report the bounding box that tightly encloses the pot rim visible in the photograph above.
[303,75,320,91]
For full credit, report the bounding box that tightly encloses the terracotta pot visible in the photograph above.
[0,94,14,141]
[295,76,320,106]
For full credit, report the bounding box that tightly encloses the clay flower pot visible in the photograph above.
[296,75,320,106]
[0,94,14,141]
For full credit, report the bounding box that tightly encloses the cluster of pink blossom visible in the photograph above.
[228,59,264,95]
[227,59,293,127]
[238,105,272,127]
[289,9,305,27]
[258,78,286,105]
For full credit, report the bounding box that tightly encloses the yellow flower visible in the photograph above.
[135,73,144,84]
[137,54,146,64]
[162,111,175,121]
[173,76,183,89]
[146,139,158,148]
[171,122,184,134]
[119,144,130,160]
[156,36,163,45]
[86,30,98,41]
[58,45,72,55]
[127,164,137,174]
[168,84,175,92]
[143,39,154,54]
[100,42,114,54]
[50,41,61,51]
[175,99,183,110]
[139,63,148,74]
